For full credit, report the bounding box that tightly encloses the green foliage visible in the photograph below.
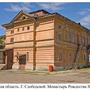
[0,35,5,49]
[80,68,90,71]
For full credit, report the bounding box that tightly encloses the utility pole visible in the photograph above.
[73,33,85,69]
[73,33,80,69]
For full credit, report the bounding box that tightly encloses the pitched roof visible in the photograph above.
[54,12,90,32]
[29,9,50,14]
[2,9,90,32]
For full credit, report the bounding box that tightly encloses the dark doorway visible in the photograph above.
[19,54,26,70]
[5,49,13,69]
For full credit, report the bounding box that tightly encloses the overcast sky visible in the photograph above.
[0,2,90,35]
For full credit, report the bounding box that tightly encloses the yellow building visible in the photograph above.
[2,10,90,70]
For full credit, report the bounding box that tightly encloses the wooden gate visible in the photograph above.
[19,54,26,70]
[5,49,13,69]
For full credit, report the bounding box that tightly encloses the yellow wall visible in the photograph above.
[5,13,90,70]
[54,14,89,69]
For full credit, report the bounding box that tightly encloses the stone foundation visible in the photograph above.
[12,63,33,70]
[12,63,19,69]
[25,63,33,70]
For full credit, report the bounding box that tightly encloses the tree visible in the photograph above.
[0,35,5,49]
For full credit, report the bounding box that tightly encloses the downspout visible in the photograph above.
[33,17,39,70]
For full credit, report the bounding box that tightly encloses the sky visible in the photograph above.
[0,2,90,36]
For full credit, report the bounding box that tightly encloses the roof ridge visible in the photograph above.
[29,9,50,14]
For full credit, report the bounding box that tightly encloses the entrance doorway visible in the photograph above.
[5,49,13,69]
[19,54,26,70]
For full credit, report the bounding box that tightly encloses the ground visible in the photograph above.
[0,68,90,83]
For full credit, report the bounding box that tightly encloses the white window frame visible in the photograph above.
[89,54,90,62]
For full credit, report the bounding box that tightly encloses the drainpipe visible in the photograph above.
[33,17,39,71]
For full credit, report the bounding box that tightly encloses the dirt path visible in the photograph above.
[0,69,90,83]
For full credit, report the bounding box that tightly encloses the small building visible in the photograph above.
[2,10,90,70]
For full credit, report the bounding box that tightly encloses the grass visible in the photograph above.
[80,68,90,71]
[86,76,90,79]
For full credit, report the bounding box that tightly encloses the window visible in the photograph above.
[57,33,61,41]
[58,25,62,29]
[68,30,75,43]
[17,28,19,32]
[10,38,14,43]
[11,30,14,34]
[84,54,86,61]
[27,52,29,61]
[82,37,85,46]
[56,53,62,61]
[27,26,30,30]
[56,33,61,44]
[58,24,65,29]
[59,53,62,61]
[22,27,24,31]
[56,50,63,61]
[58,34,61,40]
